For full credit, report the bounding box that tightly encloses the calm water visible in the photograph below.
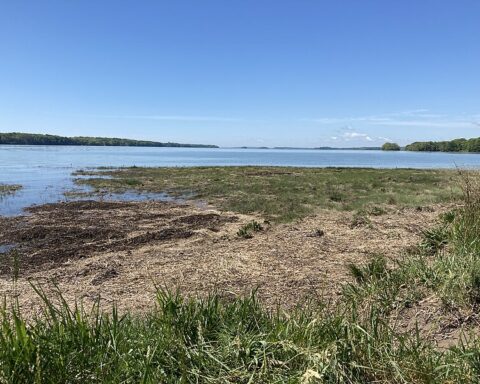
[2,145,480,216]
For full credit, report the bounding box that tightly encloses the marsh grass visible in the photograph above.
[344,171,480,312]
[75,167,460,222]
[2,284,480,383]
[0,184,22,196]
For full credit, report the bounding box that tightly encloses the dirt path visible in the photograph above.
[0,200,444,315]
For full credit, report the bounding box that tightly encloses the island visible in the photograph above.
[0,132,218,148]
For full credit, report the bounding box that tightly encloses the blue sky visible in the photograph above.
[1,1,479,147]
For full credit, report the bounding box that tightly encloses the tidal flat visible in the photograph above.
[74,166,461,222]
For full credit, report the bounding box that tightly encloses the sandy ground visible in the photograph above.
[0,200,445,318]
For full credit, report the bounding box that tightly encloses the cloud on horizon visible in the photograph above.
[303,110,479,129]
[329,127,392,145]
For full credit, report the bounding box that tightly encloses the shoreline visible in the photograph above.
[3,142,480,154]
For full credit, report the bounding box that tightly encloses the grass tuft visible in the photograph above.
[237,220,263,239]
[420,226,449,255]
[0,184,22,196]
[348,255,389,284]
[350,210,372,228]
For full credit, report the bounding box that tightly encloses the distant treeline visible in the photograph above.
[405,137,480,153]
[0,132,218,148]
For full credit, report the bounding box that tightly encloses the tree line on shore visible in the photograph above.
[2,132,480,153]
[382,137,480,153]
[405,137,480,152]
[0,132,218,148]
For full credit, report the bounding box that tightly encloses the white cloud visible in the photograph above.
[332,129,391,144]
[303,110,479,129]
[342,131,372,140]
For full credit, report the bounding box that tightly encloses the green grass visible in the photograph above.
[237,220,263,238]
[1,285,480,383]
[343,171,480,312]
[0,184,22,196]
[75,167,460,222]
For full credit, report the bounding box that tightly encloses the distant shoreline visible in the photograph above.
[0,132,218,148]
[230,146,382,150]
[2,132,480,153]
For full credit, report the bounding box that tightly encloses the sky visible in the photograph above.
[0,1,479,148]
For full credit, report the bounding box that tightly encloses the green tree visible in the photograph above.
[381,142,401,151]
[405,137,480,153]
